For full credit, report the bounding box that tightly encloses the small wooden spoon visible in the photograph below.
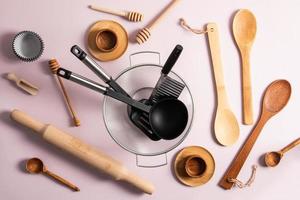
[207,23,240,146]
[265,138,300,167]
[26,158,80,191]
[233,9,257,125]
[219,80,291,189]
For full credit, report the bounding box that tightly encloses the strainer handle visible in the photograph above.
[136,154,167,168]
[129,51,161,67]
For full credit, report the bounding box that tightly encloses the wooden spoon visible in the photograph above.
[233,9,257,125]
[265,138,300,167]
[26,157,80,191]
[207,23,240,146]
[219,79,291,189]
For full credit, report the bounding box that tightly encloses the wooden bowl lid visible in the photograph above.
[174,146,215,187]
[87,20,128,62]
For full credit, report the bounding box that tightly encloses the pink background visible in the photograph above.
[1,0,300,199]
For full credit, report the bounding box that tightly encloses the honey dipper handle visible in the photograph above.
[89,5,126,17]
[43,169,80,191]
[281,138,300,154]
[147,0,180,30]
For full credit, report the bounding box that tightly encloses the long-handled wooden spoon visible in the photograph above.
[207,23,239,146]
[26,157,80,191]
[219,80,291,189]
[265,138,300,167]
[233,9,257,125]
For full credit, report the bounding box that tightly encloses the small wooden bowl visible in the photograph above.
[95,29,118,52]
[87,20,128,62]
[174,146,215,187]
[185,156,207,178]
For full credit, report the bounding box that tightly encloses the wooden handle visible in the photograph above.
[89,5,126,17]
[147,0,180,30]
[281,138,300,154]
[207,23,229,107]
[56,76,81,127]
[241,48,253,125]
[43,169,80,191]
[6,73,18,83]
[10,109,154,194]
[219,114,270,189]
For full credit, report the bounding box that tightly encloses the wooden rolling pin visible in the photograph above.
[10,109,154,194]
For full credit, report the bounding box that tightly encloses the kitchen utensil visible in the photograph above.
[11,110,154,194]
[219,79,291,190]
[103,56,193,167]
[174,146,215,187]
[87,20,128,61]
[57,68,188,140]
[149,44,184,103]
[129,45,184,140]
[264,137,300,167]
[136,0,180,44]
[26,157,80,191]
[70,45,129,96]
[233,9,257,125]
[207,23,240,146]
[72,45,172,140]
[48,59,80,127]
[6,72,39,95]
[12,31,44,62]
[89,5,143,22]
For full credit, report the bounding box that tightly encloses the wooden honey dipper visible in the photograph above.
[49,59,80,127]
[136,0,180,44]
[89,5,143,22]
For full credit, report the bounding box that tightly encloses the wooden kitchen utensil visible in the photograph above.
[219,80,291,190]
[6,72,39,95]
[49,59,80,127]
[26,157,80,191]
[207,23,239,146]
[87,20,128,61]
[11,109,154,194]
[174,146,215,187]
[89,5,143,22]
[233,9,257,125]
[265,137,300,167]
[136,0,180,44]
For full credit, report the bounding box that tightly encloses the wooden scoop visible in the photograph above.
[207,23,240,146]
[6,72,38,95]
[26,157,80,191]
[233,9,257,125]
[265,138,300,167]
[219,80,291,189]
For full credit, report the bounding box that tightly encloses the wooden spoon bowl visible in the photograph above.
[264,151,282,167]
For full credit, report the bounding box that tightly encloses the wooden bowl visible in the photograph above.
[87,20,128,61]
[174,146,215,187]
[95,29,118,52]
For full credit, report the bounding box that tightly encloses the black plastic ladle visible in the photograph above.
[57,68,188,140]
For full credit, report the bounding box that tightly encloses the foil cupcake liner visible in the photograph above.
[12,30,44,62]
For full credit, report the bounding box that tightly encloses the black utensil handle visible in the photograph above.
[71,45,87,60]
[161,44,183,75]
[71,45,111,83]
[57,68,107,94]
[57,68,151,113]
[105,89,151,113]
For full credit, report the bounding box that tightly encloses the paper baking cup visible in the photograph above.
[12,31,44,62]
